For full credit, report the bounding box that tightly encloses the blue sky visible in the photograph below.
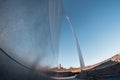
[58,0,120,68]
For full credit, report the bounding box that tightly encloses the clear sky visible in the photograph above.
[58,0,120,68]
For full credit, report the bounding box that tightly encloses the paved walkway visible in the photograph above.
[51,75,77,80]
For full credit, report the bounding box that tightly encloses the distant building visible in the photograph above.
[58,64,61,69]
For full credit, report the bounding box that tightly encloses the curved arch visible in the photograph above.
[66,16,85,68]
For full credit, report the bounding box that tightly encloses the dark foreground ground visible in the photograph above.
[76,54,120,80]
